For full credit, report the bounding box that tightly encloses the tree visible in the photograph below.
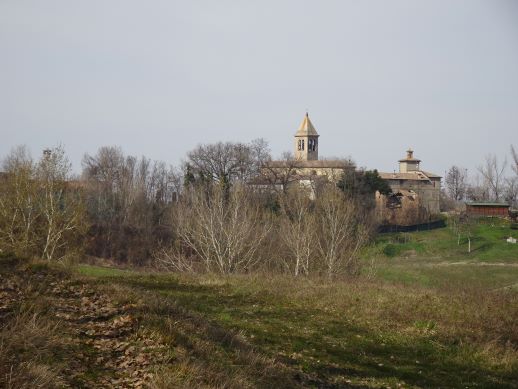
[477,154,507,201]
[0,146,38,256]
[36,146,86,261]
[511,145,518,176]
[278,188,316,276]
[314,187,373,276]
[0,146,86,261]
[505,176,518,208]
[466,173,490,202]
[81,146,179,263]
[259,151,300,195]
[185,139,271,192]
[445,166,467,201]
[458,213,476,253]
[508,146,518,207]
[337,167,391,208]
[173,183,271,274]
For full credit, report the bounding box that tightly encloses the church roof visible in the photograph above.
[378,171,441,181]
[421,170,441,178]
[265,160,351,169]
[295,113,319,137]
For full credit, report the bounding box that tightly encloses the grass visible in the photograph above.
[364,217,518,289]
[76,265,518,388]
[0,257,67,388]
[2,217,518,388]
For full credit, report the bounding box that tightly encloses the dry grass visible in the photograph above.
[100,284,302,388]
[238,274,518,348]
[0,304,65,389]
[80,265,518,388]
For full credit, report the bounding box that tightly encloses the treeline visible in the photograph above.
[0,142,383,276]
[443,147,518,208]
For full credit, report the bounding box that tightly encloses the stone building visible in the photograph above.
[258,113,442,224]
[376,150,441,225]
[263,113,353,181]
[252,113,351,198]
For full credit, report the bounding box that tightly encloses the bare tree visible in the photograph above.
[511,145,518,176]
[509,146,518,207]
[445,166,467,201]
[505,176,518,208]
[466,173,490,202]
[458,213,476,253]
[314,187,373,276]
[81,146,179,263]
[0,145,86,260]
[0,146,38,256]
[278,188,316,276]
[36,146,86,261]
[259,151,300,195]
[185,139,271,191]
[477,154,507,201]
[173,183,271,273]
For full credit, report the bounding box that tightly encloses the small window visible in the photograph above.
[308,138,317,151]
[298,140,302,151]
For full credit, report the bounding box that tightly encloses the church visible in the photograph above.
[260,113,442,224]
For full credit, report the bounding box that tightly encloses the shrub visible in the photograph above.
[383,243,399,257]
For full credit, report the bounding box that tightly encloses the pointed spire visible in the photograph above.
[295,112,319,136]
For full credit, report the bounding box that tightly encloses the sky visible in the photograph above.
[1,0,517,177]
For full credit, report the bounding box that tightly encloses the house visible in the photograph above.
[465,202,510,217]
[377,149,441,215]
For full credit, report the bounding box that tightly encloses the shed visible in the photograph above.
[465,202,510,217]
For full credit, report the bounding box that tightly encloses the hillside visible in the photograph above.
[1,219,518,388]
[0,221,518,388]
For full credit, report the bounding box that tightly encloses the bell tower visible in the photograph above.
[399,148,421,173]
[294,112,319,161]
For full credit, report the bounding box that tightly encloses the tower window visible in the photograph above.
[301,140,304,150]
[308,138,316,151]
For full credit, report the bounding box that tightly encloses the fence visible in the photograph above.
[378,219,446,233]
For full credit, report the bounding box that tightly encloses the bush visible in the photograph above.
[383,243,399,257]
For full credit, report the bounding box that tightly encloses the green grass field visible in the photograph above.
[363,217,518,290]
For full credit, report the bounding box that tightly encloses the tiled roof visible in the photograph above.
[265,160,352,169]
[421,171,441,178]
[248,174,328,185]
[378,171,438,181]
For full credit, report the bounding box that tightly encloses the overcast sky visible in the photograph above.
[1,0,517,177]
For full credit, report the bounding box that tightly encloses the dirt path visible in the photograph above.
[52,279,170,388]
